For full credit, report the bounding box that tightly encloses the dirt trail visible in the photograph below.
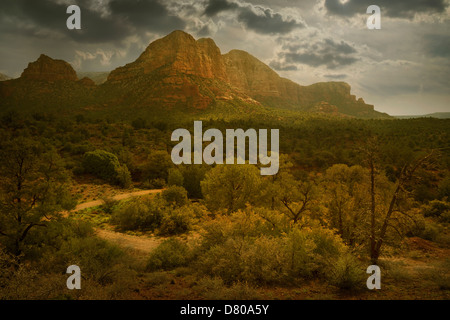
[95,229,162,254]
[72,189,163,212]
[70,189,164,254]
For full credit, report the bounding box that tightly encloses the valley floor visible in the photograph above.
[68,185,450,300]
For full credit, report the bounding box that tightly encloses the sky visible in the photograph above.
[0,0,449,115]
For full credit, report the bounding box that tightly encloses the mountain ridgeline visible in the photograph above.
[0,30,389,119]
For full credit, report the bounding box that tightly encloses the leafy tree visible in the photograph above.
[161,186,189,207]
[141,150,173,182]
[0,137,74,256]
[179,165,209,199]
[167,168,184,187]
[82,149,131,188]
[201,164,262,212]
[321,164,368,245]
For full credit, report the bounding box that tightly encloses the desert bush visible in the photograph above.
[195,214,351,286]
[111,198,164,231]
[82,149,132,188]
[409,216,443,241]
[116,165,132,188]
[147,238,191,271]
[158,206,196,236]
[167,168,184,187]
[327,253,365,290]
[101,196,119,214]
[142,178,166,189]
[64,238,126,285]
[283,227,318,279]
[161,186,189,207]
[422,200,450,218]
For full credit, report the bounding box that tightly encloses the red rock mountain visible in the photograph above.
[21,54,78,82]
[104,30,385,117]
[0,30,389,118]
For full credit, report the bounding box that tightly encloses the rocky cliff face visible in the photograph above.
[223,49,382,117]
[0,30,389,118]
[106,30,238,109]
[108,31,228,82]
[21,54,78,82]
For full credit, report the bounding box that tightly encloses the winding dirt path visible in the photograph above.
[70,189,164,254]
[72,189,163,212]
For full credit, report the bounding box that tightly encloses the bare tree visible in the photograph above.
[361,138,436,264]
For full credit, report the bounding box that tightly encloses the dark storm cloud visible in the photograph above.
[277,38,358,69]
[237,6,304,34]
[109,0,185,33]
[197,25,212,37]
[324,0,448,19]
[204,0,239,16]
[0,0,185,44]
[202,0,303,34]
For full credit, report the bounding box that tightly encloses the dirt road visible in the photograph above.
[71,189,163,212]
[70,189,164,254]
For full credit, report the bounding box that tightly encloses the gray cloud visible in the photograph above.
[109,0,185,34]
[204,0,239,16]
[269,60,297,71]
[0,0,185,44]
[324,0,448,19]
[237,6,304,34]
[276,38,359,69]
[202,0,304,34]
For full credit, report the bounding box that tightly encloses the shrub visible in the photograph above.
[58,237,126,285]
[116,165,132,189]
[147,238,191,271]
[168,168,184,187]
[159,206,196,236]
[82,149,132,188]
[283,228,317,279]
[101,196,118,214]
[409,216,443,241]
[328,253,365,290]
[195,216,351,286]
[422,200,450,218]
[111,198,164,231]
[161,186,189,207]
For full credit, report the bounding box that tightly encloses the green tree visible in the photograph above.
[167,168,184,187]
[201,164,262,212]
[321,164,368,246]
[141,150,173,182]
[0,137,74,256]
[82,149,131,188]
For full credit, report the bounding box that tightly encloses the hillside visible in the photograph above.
[0,30,389,119]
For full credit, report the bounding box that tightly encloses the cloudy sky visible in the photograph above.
[0,0,449,115]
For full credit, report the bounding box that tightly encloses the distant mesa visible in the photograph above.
[77,72,109,85]
[78,77,96,87]
[0,30,390,119]
[20,54,78,82]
